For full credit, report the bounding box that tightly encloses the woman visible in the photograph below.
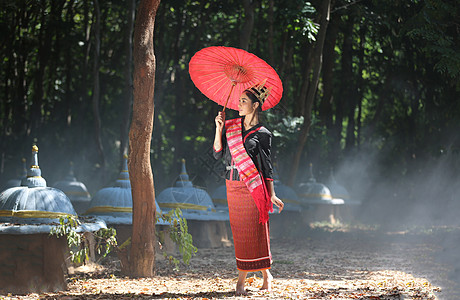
[213,81,284,295]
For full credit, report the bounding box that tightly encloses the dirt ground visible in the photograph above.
[1,225,459,300]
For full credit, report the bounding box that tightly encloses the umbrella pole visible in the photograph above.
[222,82,236,113]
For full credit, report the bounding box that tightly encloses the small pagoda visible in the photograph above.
[297,163,344,225]
[157,159,231,248]
[326,169,361,223]
[269,168,303,237]
[53,162,91,214]
[0,145,106,294]
[85,155,167,246]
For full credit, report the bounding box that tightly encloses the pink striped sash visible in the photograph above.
[225,118,272,223]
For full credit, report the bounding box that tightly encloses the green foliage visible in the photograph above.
[49,210,197,272]
[266,111,304,153]
[280,1,318,40]
[405,0,460,80]
[94,226,118,258]
[50,215,117,264]
[157,208,198,271]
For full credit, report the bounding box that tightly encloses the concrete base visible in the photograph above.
[302,204,343,225]
[269,211,304,238]
[188,220,232,248]
[0,234,68,294]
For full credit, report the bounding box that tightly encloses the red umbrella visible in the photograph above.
[189,46,283,111]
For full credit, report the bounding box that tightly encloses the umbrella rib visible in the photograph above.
[225,48,248,74]
[194,51,228,65]
[203,75,227,90]
[206,76,232,98]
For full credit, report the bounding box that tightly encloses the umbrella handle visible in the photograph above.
[222,82,236,113]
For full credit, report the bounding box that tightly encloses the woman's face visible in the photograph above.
[238,93,258,116]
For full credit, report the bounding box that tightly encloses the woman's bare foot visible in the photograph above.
[260,269,273,291]
[235,283,248,296]
[236,270,248,296]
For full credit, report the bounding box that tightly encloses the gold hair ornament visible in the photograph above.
[246,78,272,105]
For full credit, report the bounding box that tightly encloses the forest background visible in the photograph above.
[1,0,459,227]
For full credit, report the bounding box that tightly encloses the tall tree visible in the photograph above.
[240,0,257,50]
[120,0,136,166]
[318,14,338,130]
[126,0,161,277]
[318,13,339,163]
[288,0,331,186]
[342,16,356,152]
[91,0,105,178]
[267,0,275,65]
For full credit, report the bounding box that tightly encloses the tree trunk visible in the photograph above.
[319,15,339,166]
[343,17,356,152]
[240,0,257,50]
[127,0,161,277]
[91,0,105,176]
[279,30,288,75]
[278,32,294,104]
[356,25,365,149]
[297,43,314,117]
[287,0,331,186]
[64,1,75,129]
[13,5,29,136]
[120,0,136,167]
[30,6,49,139]
[267,0,275,65]
[319,16,339,130]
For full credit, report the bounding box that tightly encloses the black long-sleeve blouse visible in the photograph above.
[213,118,274,181]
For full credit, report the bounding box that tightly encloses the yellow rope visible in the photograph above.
[158,202,216,212]
[84,206,133,214]
[280,198,301,204]
[63,190,91,197]
[212,198,227,204]
[0,210,75,218]
[299,193,333,200]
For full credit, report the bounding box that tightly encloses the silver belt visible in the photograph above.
[226,165,237,170]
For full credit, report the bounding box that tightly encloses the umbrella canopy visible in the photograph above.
[189,46,283,111]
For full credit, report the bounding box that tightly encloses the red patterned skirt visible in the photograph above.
[226,179,272,271]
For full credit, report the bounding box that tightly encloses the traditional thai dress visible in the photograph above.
[213,117,274,271]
